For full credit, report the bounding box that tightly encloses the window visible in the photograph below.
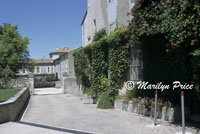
[129,0,134,10]
[107,0,117,25]
[36,67,40,74]
[88,36,91,41]
[46,66,51,74]
[22,69,26,74]
[94,19,96,26]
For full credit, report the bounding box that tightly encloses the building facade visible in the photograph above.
[81,0,134,46]
[19,46,74,79]
[81,0,142,95]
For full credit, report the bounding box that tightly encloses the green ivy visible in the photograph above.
[73,28,130,107]
[90,39,108,98]
[73,47,92,89]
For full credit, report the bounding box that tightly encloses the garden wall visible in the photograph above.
[63,77,83,96]
[114,100,190,123]
[0,87,30,123]
[11,77,30,88]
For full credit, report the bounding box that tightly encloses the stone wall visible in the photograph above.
[11,77,30,89]
[63,77,82,96]
[0,88,30,123]
[10,75,34,95]
[114,100,190,123]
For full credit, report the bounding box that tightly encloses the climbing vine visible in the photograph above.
[74,28,130,107]
[126,0,199,112]
[127,0,200,52]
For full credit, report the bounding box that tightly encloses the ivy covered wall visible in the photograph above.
[73,28,130,108]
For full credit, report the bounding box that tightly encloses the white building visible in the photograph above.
[81,0,134,46]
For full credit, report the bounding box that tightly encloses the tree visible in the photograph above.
[0,23,33,76]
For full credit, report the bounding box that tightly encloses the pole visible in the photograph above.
[154,90,158,126]
[181,91,185,134]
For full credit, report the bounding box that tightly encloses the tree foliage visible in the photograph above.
[0,23,33,75]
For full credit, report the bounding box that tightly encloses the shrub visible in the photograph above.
[34,82,55,88]
[46,75,58,82]
[92,29,107,42]
[34,77,41,82]
[97,90,114,109]
[0,66,14,89]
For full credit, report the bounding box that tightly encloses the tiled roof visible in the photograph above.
[50,46,73,54]
[34,58,53,64]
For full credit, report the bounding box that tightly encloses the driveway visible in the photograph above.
[34,87,63,95]
[0,88,198,134]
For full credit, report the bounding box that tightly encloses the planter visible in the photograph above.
[114,100,191,123]
[93,98,98,104]
[81,94,93,104]
[132,102,138,113]
[157,111,162,119]
[138,104,145,115]
[149,107,154,118]
[165,107,190,122]
[161,107,168,120]
[114,100,123,110]
[122,101,133,112]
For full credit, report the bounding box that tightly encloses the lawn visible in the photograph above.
[0,89,21,102]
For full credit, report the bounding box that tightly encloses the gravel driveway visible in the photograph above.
[21,88,199,134]
[0,88,199,134]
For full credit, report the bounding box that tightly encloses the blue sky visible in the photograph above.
[0,0,87,59]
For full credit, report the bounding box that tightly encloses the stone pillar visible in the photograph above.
[62,72,69,93]
[29,73,34,95]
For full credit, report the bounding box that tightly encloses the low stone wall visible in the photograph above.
[34,81,55,88]
[114,100,190,123]
[11,78,30,88]
[55,81,61,88]
[0,88,30,124]
[63,77,82,96]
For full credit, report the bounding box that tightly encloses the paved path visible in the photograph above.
[0,88,198,134]
[34,87,63,95]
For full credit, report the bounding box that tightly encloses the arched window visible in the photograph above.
[46,66,51,73]
[36,67,40,74]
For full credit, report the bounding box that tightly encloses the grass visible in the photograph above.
[0,89,21,102]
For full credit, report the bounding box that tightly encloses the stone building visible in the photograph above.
[52,47,74,80]
[19,46,74,79]
[81,0,142,95]
[81,0,134,46]
[18,58,54,76]
[50,46,73,60]
[34,58,54,75]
